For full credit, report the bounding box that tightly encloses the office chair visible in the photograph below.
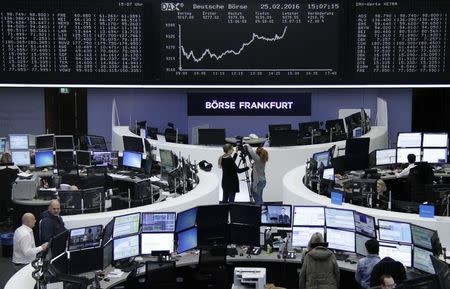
[0,167,19,225]
[408,163,434,203]
[145,260,177,289]
[194,247,228,289]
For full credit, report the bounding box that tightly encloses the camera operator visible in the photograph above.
[243,144,269,205]
[218,143,249,203]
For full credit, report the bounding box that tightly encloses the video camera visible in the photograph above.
[235,136,248,158]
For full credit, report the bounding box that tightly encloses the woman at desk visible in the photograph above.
[218,143,249,203]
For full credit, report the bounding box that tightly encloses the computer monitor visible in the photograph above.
[322,167,334,181]
[83,135,108,151]
[431,255,450,289]
[35,134,54,150]
[197,204,229,227]
[325,119,345,134]
[123,136,144,153]
[11,150,30,166]
[113,213,140,238]
[411,224,436,251]
[293,206,325,226]
[102,219,114,247]
[375,149,397,165]
[326,228,355,252]
[292,226,325,248]
[198,129,226,146]
[176,207,197,233]
[229,224,260,246]
[76,150,91,166]
[413,247,435,274]
[141,233,174,255]
[396,148,421,163]
[92,151,111,166]
[122,151,142,170]
[0,137,5,152]
[379,242,412,267]
[422,148,448,163]
[354,211,376,238]
[269,130,298,147]
[313,150,331,168]
[355,233,373,256]
[230,203,261,226]
[299,121,320,138]
[54,135,74,150]
[142,212,176,233]
[68,225,103,251]
[177,227,198,253]
[261,204,292,227]
[55,151,74,169]
[268,124,292,135]
[160,149,176,168]
[422,133,448,148]
[49,230,69,258]
[35,150,54,168]
[325,208,355,230]
[113,234,140,261]
[378,219,412,243]
[397,132,422,148]
[8,134,28,150]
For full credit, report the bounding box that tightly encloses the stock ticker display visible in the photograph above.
[0,0,449,85]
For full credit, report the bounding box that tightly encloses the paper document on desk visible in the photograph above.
[150,176,161,182]
[107,269,124,278]
[18,172,33,178]
[109,173,129,179]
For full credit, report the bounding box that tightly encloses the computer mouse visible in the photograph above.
[104,278,110,282]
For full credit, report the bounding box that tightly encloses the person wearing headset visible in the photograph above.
[243,144,269,205]
[218,143,249,203]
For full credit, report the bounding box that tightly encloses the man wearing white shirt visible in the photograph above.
[12,213,48,268]
[396,154,416,178]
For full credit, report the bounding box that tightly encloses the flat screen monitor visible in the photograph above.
[269,130,298,147]
[411,224,436,251]
[92,151,111,166]
[122,151,142,169]
[355,233,372,256]
[378,220,412,244]
[379,242,412,267]
[35,134,54,150]
[76,150,91,166]
[261,204,292,227]
[11,150,30,166]
[326,228,355,252]
[198,129,226,146]
[123,136,144,153]
[397,132,422,148]
[141,233,174,255]
[84,135,108,151]
[325,119,345,134]
[0,137,5,152]
[354,211,376,238]
[292,226,325,248]
[293,206,325,226]
[299,121,320,137]
[325,208,355,230]
[413,247,435,274]
[35,150,54,168]
[102,219,114,247]
[8,134,28,150]
[375,149,397,166]
[269,124,291,134]
[176,207,197,233]
[197,204,229,227]
[68,225,103,251]
[313,150,331,168]
[396,148,421,164]
[322,167,334,181]
[422,133,448,148]
[55,151,74,169]
[142,212,176,233]
[113,213,140,239]
[113,234,140,261]
[160,149,175,168]
[422,148,448,163]
[54,135,74,150]
[229,224,260,246]
[177,227,197,253]
[50,230,69,258]
[230,203,261,226]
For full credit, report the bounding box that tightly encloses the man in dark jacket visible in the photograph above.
[40,200,67,243]
[370,257,406,287]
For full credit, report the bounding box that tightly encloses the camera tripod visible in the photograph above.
[237,149,254,203]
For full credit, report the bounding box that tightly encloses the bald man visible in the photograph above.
[13,213,48,267]
[40,200,67,243]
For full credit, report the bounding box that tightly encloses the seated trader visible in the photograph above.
[380,274,396,289]
[374,179,389,209]
[299,232,340,289]
[355,239,381,289]
[0,152,22,171]
[395,154,416,178]
[13,213,48,268]
[370,256,406,287]
[40,200,67,243]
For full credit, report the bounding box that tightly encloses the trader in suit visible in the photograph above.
[277,207,290,224]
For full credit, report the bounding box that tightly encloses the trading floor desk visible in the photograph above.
[112,125,388,202]
[282,165,450,250]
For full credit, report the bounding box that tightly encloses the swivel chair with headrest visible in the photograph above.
[408,162,434,203]
[194,247,228,289]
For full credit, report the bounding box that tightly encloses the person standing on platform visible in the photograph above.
[355,239,381,288]
[395,154,416,178]
[218,143,249,203]
[299,232,340,289]
[40,200,67,243]
[13,213,48,269]
[244,144,268,205]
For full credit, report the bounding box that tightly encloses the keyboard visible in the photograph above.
[335,253,349,261]
[115,261,141,272]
